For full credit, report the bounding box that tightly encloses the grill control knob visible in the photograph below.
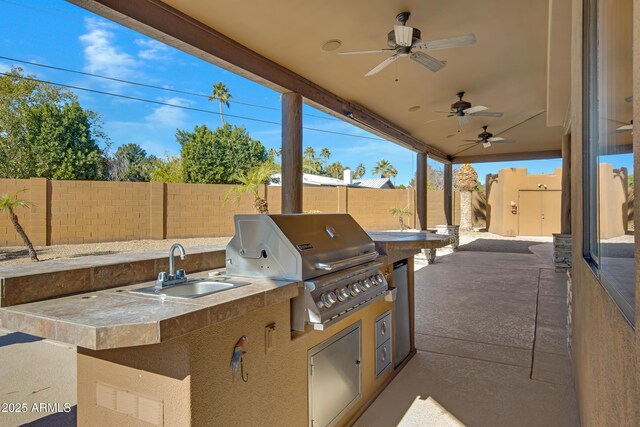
[362,278,373,289]
[320,291,337,308]
[348,283,362,296]
[337,287,350,302]
[374,274,384,285]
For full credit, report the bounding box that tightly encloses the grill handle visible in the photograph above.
[314,251,379,271]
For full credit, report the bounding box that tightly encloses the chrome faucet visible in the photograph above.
[156,243,187,289]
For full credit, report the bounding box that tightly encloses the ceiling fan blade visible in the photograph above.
[489,137,504,142]
[456,115,469,127]
[469,111,504,118]
[409,51,446,72]
[365,54,399,77]
[616,124,634,132]
[338,48,395,55]
[394,25,414,47]
[491,139,517,144]
[463,105,488,115]
[424,116,450,124]
[415,34,477,51]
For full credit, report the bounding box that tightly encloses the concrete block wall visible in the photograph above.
[49,181,151,245]
[0,179,472,246]
[0,179,36,246]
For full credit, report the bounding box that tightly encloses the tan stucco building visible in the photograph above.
[487,165,629,237]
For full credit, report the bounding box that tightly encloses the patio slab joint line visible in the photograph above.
[529,267,542,379]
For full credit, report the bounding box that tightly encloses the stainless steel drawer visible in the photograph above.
[375,339,391,377]
[375,312,392,348]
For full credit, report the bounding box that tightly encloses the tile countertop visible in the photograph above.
[0,269,299,350]
[368,232,455,263]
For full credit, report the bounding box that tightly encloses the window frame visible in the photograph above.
[582,0,635,325]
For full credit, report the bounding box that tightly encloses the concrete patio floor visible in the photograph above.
[356,241,580,427]
[0,234,578,426]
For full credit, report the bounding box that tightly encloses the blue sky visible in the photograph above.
[0,0,632,184]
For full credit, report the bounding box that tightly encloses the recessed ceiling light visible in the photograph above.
[408,106,421,112]
[322,39,342,52]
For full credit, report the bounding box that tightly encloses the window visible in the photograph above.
[584,0,635,323]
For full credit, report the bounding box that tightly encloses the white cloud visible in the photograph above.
[145,97,190,128]
[79,17,139,80]
[135,38,170,61]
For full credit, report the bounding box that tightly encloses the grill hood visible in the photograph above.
[225,214,377,281]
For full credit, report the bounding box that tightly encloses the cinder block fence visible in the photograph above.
[0,178,467,246]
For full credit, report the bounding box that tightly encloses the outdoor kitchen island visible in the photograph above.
[0,217,453,427]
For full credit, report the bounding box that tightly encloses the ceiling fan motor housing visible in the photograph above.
[386,28,422,48]
[478,129,493,140]
[451,99,472,116]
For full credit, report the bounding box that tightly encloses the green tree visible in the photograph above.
[389,206,413,232]
[354,163,366,179]
[628,173,634,189]
[208,82,232,126]
[0,191,38,261]
[151,154,183,183]
[225,160,279,213]
[320,147,331,169]
[0,67,107,180]
[302,146,322,174]
[179,124,267,184]
[109,143,156,182]
[326,161,346,179]
[267,148,281,162]
[372,160,398,179]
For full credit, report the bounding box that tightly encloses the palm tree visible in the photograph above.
[319,148,331,169]
[389,206,413,232]
[208,82,233,126]
[0,191,38,261]
[354,163,366,179]
[304,146,316,158]
[456,163,478,231]
[372,160,398,179]
[225,161,279,213]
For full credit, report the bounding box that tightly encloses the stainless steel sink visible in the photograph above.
[130,277,251,299]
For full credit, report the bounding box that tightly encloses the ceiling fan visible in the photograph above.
[459,125,516,149]
[338,12,476,77]
[616,120,633,133]
[429,92,504,128]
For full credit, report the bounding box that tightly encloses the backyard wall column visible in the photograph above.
[561,134,572,234]
[281,92,303,213]
[28,178,48,246]
[444,163,453,225]
[149,182,166,240]
[416,153,427,230]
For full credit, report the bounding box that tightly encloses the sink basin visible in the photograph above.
[130,277,251,299]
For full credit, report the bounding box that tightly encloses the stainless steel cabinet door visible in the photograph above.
[309,322,361,427]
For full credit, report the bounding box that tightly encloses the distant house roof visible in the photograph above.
[269,173,394,189]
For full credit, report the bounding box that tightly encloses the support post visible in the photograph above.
[561,134,571,234]
[444,163,453,226]
[416,153,427,230]
[281,92,303,213]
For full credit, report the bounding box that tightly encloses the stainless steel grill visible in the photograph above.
[226,214,389,331]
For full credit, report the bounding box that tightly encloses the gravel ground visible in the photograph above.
[0,237,233,266]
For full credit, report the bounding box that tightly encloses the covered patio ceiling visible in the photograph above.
[71,0,571,164]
